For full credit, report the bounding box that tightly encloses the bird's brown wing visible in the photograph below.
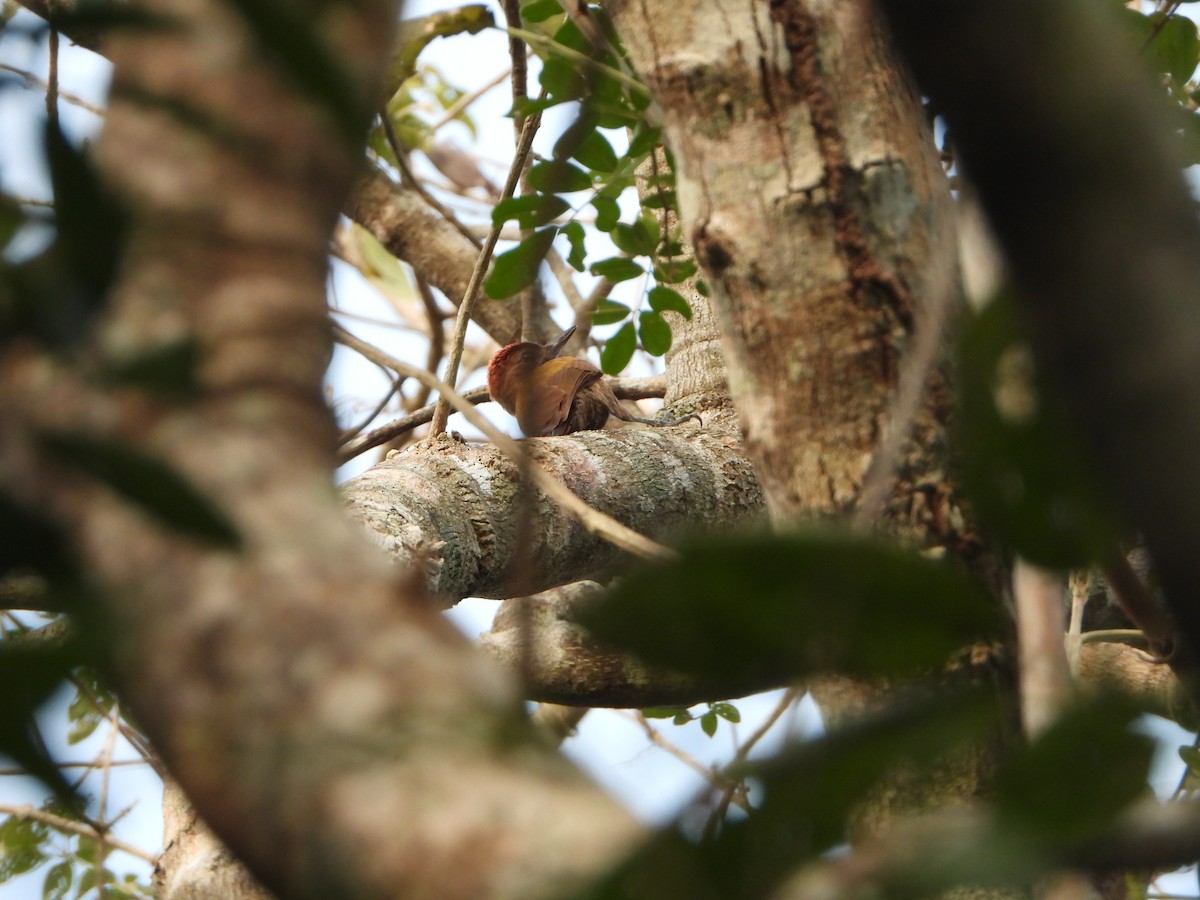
[515,356,603,436]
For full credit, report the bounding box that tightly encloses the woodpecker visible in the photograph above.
[486,326,700,437]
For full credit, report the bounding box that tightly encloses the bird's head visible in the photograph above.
[486,326,577,404]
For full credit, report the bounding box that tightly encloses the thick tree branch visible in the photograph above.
[344,418,760,604]
[610,0,960,536]
[345,167,556,347]
[479,582,781,707]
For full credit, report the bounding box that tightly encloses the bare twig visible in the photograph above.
[0,65,104,117]
[337,386,491,464]
[337,371,403,443]
[430,111,541,435]
[45,26,59,126]
[704,688,801,836]
[502,0,528,132]
[624,711,752,815]
[0,804,158,864]
[430,68,510,132]
[411,276,446,412]
[378,113,482,250]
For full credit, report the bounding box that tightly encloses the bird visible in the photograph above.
[486,325,701,437]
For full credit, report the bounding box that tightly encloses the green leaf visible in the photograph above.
[582,688,998,900]
[0,638,89,806]
[388,5,496,92]
[627,125,662,159]
[638,310,671,356]
[539,56,588,100]
[578,531,1001,682]
[589,257,644,283]
[642,189,677,211]
[590,299,631,327]
[600,322,636,374]
[483,227,556,298]
[993,696,1154,842]
[38,430,242,549]
[44,120,128,333]
[572,131,619,173]
[611,220,656,257]
[956,294,1126,568]
[0,194,22,251]
[520,0,562,23]
[641,706,686,719]
[492,193,570,229]
[700,711,718,737]
[511,95,562,118]
[562,220,587,272]
[351,222,414,297]
[592,194,621,232]
[711,701,741,723]
[653,258,697,284]
[66,689,104,746]
[648,286,693,320]
[42,858,72,900]
[527,160,592,193]
[672,711,691,726]
[1179,744,1200,772]
[1149,13,1200,82]
[0,816,48,880]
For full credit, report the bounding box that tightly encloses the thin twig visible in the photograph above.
[430,68,510,132]
[377,111,481,250]
[332,324,675,561]
[337,370,403,443]
[0,64,103,117]
[94,701,122,896]
[429,111,542,435]
[503,26,649,96]
[45,28,59,125]
[0,804,158,864]
[412,276,446,411]
[502,0,527,133]
[337,385,491,464]
[704,688,801,836]
[624,712,752,814]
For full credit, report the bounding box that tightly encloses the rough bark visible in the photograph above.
[344,417,759,604]
[0,0,645,897]
[610,0,960,537]
[345,168,550,347]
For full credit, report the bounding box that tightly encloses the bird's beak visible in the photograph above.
[545,325,577,359]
